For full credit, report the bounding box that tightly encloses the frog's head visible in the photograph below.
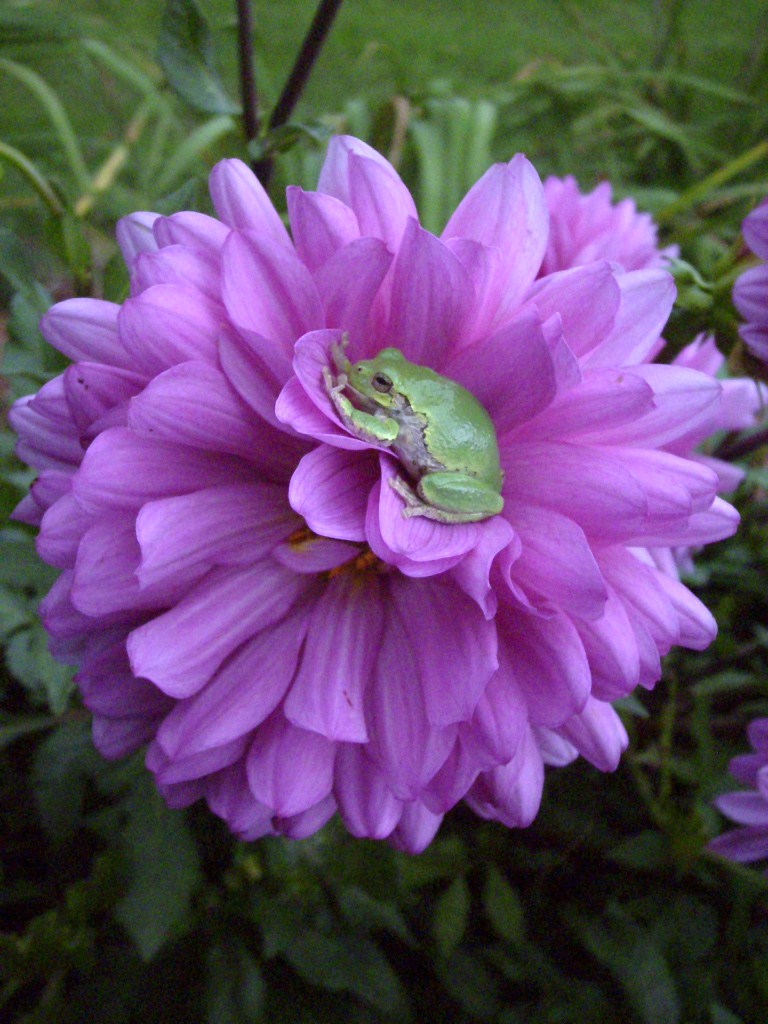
[346,348,406,409]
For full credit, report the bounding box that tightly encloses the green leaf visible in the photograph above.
[432,875,470,958]
[5,625,75,714]
[710,1004,744,1024]
[32,721,102,842]
[114,776,202,960]
[483,865,524,943]
[283,929,411,1020]
[6,625,75,714]
[574,904,681,1024]
[157,0,239,115]
[608,830,669,870]
[0,712,54,752]
[207,940,265,1024]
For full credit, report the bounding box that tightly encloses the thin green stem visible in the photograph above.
[0,141,64,216]
[0,57,90,194]
[655,139,768,224]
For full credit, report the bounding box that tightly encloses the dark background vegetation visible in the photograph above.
[1,1,768,1021]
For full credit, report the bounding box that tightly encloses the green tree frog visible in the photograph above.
[323,339,504,523]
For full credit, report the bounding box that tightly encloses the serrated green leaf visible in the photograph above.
[114,777,202,960]
[432,875,470,958]
[157,0,238,115]
[483,865,524,943]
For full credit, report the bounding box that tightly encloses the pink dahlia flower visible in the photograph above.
[733,196,768,362]
[709,718,768,868]
[10,137,738,852]
[540,174,678,278]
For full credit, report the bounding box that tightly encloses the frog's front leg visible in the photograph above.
[389,471,504,523]
[322,365,400,446]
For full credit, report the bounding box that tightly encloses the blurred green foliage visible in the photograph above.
[2,0,768,1021]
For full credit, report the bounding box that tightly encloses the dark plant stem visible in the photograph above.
[715,423,768,462]
[235,0,260,152]
[253,0,345,187]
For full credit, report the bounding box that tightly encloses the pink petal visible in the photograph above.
[371,455,482,571]
[136,482,296,588]
[524,261,620,357]
[73,428,248,512]
[334,744,403,839]
[422,737,484,813]
[468,726,544,828]
[365,600,457,799]
[275,794,337,839]
[505,501,607,620]
[314,236,392,347]
[587,364,721,448]
[132,244,221,301]
[450,516,518,618]
[93,715,158,760]
[465,662,528,766]
[221,230,323,378]
[152,211,229,253]
[444,311,557,435]
[156,609,308,758]
[206,762,274,840]
[556,697,628,771]
[289,445,378,542]
[286,186,361,271]
[63,362,145,436]
[273,536,360,574]
[127,561,308,698]
[582,269,675,368]
[388,801,444,854]
[442,155,548,317]
[127,360,261,460]
[37,494,94,568]
[118,284,222,374]
[733,264,768,323]
[284,575,385,742]
[246,714,335,817]
[497,603,591,728]
[384,220,472,366]
[71,516,186,615]
[209,158,292,248]
[218,326,300,439]
[280,330,372,450]
[708,826,768,863]
[40,298,131,369]
[511,367,655,443]
[575,585,641,701]
[714,791,768,827]
[116,211,160,268]
[390,574,497,727]
[501,441,647,540]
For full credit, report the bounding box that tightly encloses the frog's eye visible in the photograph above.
[372,373,393,394]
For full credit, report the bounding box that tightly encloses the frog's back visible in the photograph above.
[385,356,503,490]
